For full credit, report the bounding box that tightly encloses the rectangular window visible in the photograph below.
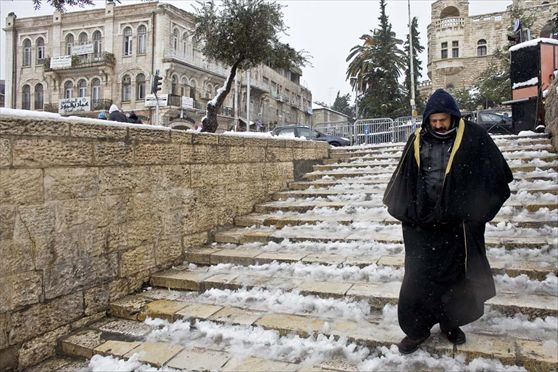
[23,48,31,66]
[138,34,146,54]
[37,46,45,61]
[452,41,459,58]
[441,42,448,59]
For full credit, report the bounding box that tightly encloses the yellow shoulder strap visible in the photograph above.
[413,128,421,167]
[445,118,465,175]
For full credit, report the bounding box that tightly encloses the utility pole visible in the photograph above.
[234,73,239,131]
[408,0,417,124]
[246,69,251,131]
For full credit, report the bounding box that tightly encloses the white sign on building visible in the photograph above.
[73,44,94,56]
[50,55,72,69]
[59,97,91,115]
[181,96,194,109]
[145,94,168,107]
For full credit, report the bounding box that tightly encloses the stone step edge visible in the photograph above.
[147,269,558,319]
[235,212,558,229]
[59,328,301,371]
[58,311,555,371]
[212,227,555,249]
[101,296,556,370]
[183,246,557,281]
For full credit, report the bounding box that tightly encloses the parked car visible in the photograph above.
[271,125,351,146]
[462,110,513,134]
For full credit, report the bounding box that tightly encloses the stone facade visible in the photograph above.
[3,1,313,129]
[426,0,558,93]
[312,105,351,127]
[0,114,329,370]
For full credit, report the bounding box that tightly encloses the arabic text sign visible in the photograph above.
[50,55,72,69]
[145,94,168,107]
[73,44,94,55]
[181,96,194,109]
[59,97,91,115]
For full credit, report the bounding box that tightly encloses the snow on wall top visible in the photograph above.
[509,37,558,52]
[512,77,539,89]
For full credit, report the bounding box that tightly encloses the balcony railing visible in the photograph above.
[44,52,116,71]
[43,103,57,113]
[436,17,464,30]
[91,99,112,111]
[164,50,229,77]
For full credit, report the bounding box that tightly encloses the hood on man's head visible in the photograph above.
[422,89,461,128]
[109,104,119,113]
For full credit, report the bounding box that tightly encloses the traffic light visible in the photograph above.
[151,70,162,94]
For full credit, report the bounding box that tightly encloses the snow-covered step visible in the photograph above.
[146,265,557,319]
[302,164,558,181]
[62,305,554,371]
[253,198,557,214]
[182,244,556,280]
[213,225,555,250]
[236,210,557,230]
[272,186,558,200]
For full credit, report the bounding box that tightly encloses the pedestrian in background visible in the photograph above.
[97,111,107,120]
[128,111,142,124]
[108,104,128,123]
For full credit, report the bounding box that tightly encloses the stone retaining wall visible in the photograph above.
[546,77,558,151]
[0,116,329,370]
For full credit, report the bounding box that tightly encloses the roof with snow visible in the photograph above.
[509,37,558,52]
[311,104,350,119]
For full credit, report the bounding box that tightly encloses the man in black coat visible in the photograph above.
[383,89,513,354]
[108,104,128,123]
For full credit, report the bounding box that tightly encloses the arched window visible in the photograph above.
[477,39,487,57]
[122,75,131,101]
[93,31,102,57]
[78,32,88,45]
[36,37,45,62]
[172,28,179,52]
[138,25,147,54]
[189,79,197,99]
[22,85,31,109]
[64,81,73,99]
[182,32,189,56]
[181,76,189,96]
[440,6,460,18]
[136,73,146,100]
[91,78,101,101]
[65,34,74,55]
[34,83,44,110]
[23,39,32,66]
[123,27,133,56]
[171,75,178,95]
[78,79,87,97]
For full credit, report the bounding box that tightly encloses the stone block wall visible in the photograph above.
[546,77,558,151]
[0,116,329,370]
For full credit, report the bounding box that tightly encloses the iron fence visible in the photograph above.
[313,116,422,145]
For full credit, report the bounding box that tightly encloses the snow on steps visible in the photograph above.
[56,133,557,371]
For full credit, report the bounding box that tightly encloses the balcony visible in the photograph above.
[43,103,58,113]
[44,52,116,72]
[91,99,112,111]
[436,17,464,30]
[163,50,229,78]
[434,59,465,76]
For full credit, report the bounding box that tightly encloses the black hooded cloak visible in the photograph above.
[383,89,513,339]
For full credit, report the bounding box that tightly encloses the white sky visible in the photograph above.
[0,0,511,104]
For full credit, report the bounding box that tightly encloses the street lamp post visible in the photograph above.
[408,0,417,125]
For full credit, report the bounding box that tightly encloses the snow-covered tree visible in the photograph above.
[402,17,424,115]
[331,92,355,119]
[193,0,307,133]
[346,0,405,118]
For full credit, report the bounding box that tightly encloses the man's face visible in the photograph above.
[429,113,452,133]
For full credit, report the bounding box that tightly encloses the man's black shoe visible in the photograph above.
[443,327,466,345]
[397,334,430,354]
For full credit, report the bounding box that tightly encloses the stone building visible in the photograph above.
[3,0,312,129]
[426,0,558,92]
[0,80,4,107]
[312,103,351,127]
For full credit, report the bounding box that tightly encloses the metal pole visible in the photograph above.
[408,0,417,123]
[246,69,251,131]
[234,73,239,131]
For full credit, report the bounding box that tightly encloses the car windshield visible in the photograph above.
[297,127,316,139]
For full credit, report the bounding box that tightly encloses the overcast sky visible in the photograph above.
[0,0,511,104]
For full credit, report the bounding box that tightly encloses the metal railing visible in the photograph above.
[313,116,421,145]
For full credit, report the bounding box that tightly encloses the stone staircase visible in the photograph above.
[35,134,557,371]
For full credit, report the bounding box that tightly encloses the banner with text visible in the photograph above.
[50,55,72,69]
[145,94,168,107]
[73,44,94,56]
[59,97,91,115]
